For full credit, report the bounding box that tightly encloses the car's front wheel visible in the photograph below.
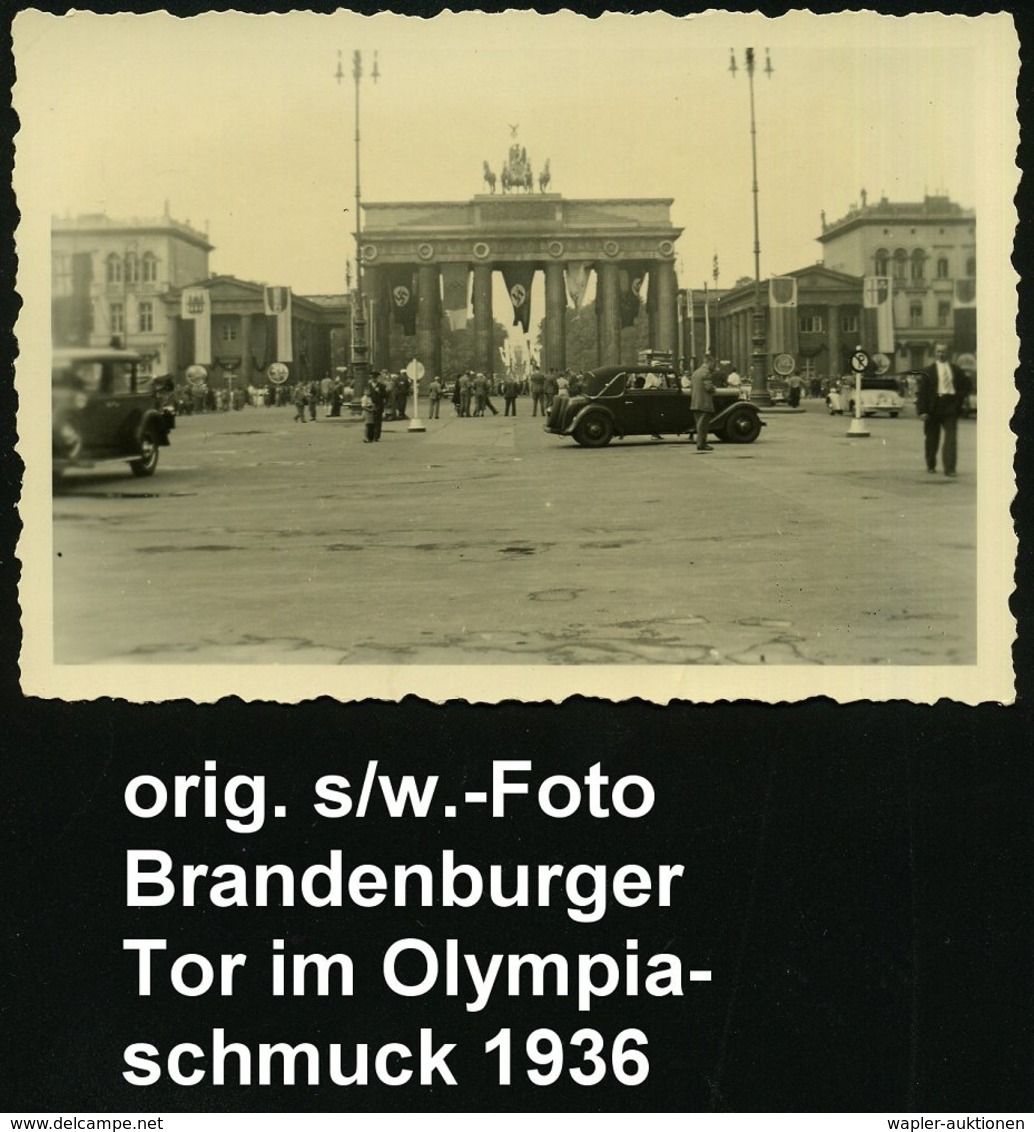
[130,430,160,477]
[573,412,613,448]
[721,407,762,444]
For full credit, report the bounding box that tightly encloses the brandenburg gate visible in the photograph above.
[358,190,683,379]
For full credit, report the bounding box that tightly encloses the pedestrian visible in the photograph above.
[544,370,558,412]
[452,375,463,416]
[690,356,717,452]
[502,373,519,416]
[428,375,443,419]
[529,368,545,416]
[292,381,308,423]
[361,389,376,443]
[394,372,408,420]
[329,378,344,418]
[472,371,487,416]
[368,372,388,441]
[786,372,803,408]
[916,344,972,477]
[459,371,473,417]
[308,380,318,421]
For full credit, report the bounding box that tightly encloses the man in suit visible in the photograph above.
[690,355,717,453]
[916,344,972,477]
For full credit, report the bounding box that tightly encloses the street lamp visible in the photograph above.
[729,46,774,406]
[336,48,379,397]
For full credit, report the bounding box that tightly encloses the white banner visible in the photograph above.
[180,287,211,366]
[264,286,293,363]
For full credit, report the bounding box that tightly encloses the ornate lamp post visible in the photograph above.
[729,46,773,406]
[336,48,379,397]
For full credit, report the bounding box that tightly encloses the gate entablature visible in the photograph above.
[360,195,681,264]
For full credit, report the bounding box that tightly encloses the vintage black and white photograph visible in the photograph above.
[13,9,1018,702]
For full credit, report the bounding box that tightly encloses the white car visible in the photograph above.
[827,376,904,418]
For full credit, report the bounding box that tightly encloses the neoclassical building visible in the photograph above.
[51,210,213,375]
[817,192,976,368]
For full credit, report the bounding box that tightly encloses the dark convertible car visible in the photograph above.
[543,366,765,448]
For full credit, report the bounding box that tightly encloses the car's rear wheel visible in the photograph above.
[130,430,160,477]
[721,407,762,444]
[889,411,899,418]
[573,413,613,448]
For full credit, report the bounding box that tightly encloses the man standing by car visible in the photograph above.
[916,344,971,477]
[690,356,716,452]
[529,367,546,416]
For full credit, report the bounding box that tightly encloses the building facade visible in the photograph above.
[51,211,214,374]
[715,265,864,385]
[161,277,349,389]
[817,192,976,369]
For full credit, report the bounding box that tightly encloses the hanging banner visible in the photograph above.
[862,275,894,355]
[502,264,535,334]
[388,267,418,336]
[263,286,294,363]
[954,278,977,355]
[768,276,799,359]
[618,262,648,329]
[565,262,591,309]
[180,287,212,366]
[441,264,469,331]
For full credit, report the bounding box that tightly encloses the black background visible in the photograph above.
[3,0,1033,1115]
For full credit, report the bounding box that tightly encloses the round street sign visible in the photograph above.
[850,349,871,374]
[185,364,208,387]
[405,359,425,382]
[773,352,795,376]
[268,362,289,385]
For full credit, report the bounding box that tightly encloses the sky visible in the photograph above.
[13,9,1017,331]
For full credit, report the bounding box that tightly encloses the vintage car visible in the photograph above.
[826,375,904,418]
[52,346,173,478]
[543,365,765,447]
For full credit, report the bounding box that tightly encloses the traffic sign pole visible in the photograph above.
[847,348,871,438]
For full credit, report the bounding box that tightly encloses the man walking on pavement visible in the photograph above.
[916,343,971,477]
[690,355,717,452]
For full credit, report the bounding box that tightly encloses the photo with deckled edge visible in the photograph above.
[12,8,1019,704]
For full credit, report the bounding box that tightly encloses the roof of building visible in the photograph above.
[51,212,214,252]
[818,194,975,243]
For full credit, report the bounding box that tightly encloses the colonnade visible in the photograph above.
[364,259,680,379]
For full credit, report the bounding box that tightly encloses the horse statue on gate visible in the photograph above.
[538,158,551,193]
[482,161,497,194]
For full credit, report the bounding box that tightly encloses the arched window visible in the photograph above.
[141,252,158,283]
[125,252,139,284]
[910,249,925,281]
[874,248,889,276]
[106,253,122,284]
[936,257,950,280]
[893,248,907,280]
